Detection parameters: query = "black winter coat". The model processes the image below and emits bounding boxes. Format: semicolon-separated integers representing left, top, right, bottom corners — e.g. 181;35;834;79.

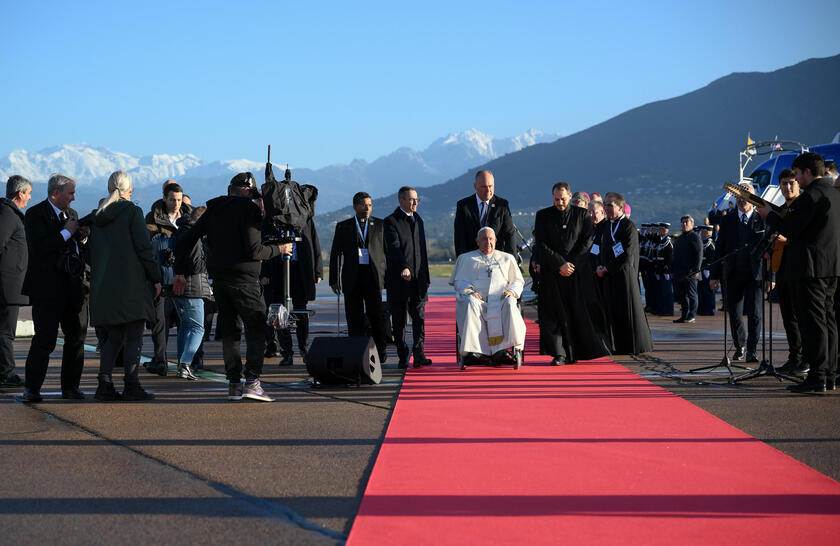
0;199;28;305
384;208;430;302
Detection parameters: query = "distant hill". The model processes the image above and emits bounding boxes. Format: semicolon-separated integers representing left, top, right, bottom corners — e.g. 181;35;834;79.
317;53;840;259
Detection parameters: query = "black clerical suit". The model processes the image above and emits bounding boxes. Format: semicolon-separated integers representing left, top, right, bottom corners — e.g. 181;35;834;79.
534;204;610;362
384;207;431;365
22;199;89;395
595;216;653;355
765;177;840;387
672;230;702;321
711;209;766;358
0;198;28;383
329;215;387;360
453;194;517;257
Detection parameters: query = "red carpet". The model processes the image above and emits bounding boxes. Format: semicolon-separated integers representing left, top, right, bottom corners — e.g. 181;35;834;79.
347;296;840;545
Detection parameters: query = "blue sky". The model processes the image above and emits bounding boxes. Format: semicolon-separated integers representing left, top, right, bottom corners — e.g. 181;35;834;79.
2;0;839;168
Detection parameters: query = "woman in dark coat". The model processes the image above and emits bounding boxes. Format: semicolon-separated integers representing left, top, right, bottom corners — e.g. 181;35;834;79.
595;192;654;355
89;171;161;401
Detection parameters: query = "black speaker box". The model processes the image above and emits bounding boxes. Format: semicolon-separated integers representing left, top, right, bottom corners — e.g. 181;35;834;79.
306;336;382;385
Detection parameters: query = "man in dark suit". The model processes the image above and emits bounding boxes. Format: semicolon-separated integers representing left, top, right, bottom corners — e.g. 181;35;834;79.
329;192;388;362
19;175;89;401
385;186;431;369
710;182;766;363
453;170;517;258
759;152;840;393
672;215;703;323
0;176;33;387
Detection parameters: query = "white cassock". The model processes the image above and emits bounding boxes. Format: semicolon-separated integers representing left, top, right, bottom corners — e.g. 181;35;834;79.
450;249;526;355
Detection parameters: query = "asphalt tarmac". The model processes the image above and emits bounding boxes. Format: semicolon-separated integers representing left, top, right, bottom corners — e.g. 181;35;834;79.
1;277;838;544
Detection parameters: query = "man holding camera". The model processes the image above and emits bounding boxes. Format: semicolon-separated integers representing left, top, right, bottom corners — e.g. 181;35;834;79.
175;173;291;401
19;175;89;402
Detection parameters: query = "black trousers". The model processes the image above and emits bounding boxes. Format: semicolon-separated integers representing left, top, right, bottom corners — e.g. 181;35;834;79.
0;305;20;379
345;265;386;358
675;278;699;320
777;280;803;366
25;291;88;393
214;281;266;382
724;277;761;354
150;292;177;363
697;275;716;315
390;290;426;359
794;277;837;382
99;320;144;384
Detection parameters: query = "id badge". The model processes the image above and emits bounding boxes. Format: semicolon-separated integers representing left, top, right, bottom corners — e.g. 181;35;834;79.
359;248;370;265
590;243;600;256
612;242;624;257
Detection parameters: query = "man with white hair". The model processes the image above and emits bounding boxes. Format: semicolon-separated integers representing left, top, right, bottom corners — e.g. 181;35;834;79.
450;226;526;366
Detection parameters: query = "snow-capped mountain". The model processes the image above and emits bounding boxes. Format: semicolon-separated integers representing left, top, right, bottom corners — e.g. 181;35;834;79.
0;129;559;213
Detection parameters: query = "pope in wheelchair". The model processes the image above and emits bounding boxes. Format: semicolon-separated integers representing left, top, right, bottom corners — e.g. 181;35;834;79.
450;226;526;369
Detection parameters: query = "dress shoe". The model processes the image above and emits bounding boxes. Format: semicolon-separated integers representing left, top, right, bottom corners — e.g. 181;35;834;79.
0;374;23;387
61;388;85;400
464;352;491;365
279;354;293;366
122;382;155;401
791;362;810;376
745;353;759;363
177;363;197;380
673;317;686;323
787;379;827;394
550;356;565;366
777;360;799;374
94;378;122;402
144;360;168;377
18;389;42;402
492;350;516;365
732;347;746;361
412;353;432;368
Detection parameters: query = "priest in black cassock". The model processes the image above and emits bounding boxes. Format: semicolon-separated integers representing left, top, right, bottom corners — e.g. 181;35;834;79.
595;192;654;355
534;182;611;365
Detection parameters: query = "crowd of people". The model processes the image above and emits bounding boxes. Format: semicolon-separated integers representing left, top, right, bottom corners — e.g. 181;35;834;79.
0;153;837;401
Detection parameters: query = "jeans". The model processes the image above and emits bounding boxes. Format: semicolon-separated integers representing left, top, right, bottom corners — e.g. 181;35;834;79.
172;297;205;365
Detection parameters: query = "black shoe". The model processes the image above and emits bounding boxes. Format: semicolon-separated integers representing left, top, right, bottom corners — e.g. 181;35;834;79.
264;349;278;358
827;377;836;391
550;356;565;366
122;382;155;401
492;350;516;365
412;353;432;368
791;362;810;376
673;317;686;323
144;360;168;376
745;353;759;363
0;374;23;387
61;388;85;400
94;378;122;402
732;347;746;361
464;352;491;365
18;389;42;402
777;360;800;374
397;354;409;369
177;363;197;380
787;379;826;394
279;354;293;366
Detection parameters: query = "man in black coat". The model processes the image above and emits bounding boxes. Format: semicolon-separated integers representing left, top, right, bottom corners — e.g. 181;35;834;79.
0;176;33;387
385;186;431;368
710;183;766;363
19;175;89;402
175;173;291;402
329;192;387;362
672;215;703;323
759;152;840;393
534;182;610;365
453;170;517;258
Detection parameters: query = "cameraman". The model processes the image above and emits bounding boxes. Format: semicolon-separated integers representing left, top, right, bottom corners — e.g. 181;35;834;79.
175;173;291;402
145;181;191;375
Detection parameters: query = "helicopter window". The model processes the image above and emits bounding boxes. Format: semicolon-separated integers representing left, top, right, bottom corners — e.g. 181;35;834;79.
750;169;771;189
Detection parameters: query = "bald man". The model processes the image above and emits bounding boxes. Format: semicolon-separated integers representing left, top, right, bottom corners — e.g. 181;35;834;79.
453;170;517;258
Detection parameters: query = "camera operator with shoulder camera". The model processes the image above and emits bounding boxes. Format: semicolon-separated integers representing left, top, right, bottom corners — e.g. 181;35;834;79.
19;175;90;402
175;172;291;402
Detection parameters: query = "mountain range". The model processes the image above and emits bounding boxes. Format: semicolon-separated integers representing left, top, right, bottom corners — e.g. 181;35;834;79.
0;128;559;214
318;53;840;259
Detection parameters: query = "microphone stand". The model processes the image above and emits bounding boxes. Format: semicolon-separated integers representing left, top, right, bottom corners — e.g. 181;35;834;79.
689;243;756;378
730;234;798;384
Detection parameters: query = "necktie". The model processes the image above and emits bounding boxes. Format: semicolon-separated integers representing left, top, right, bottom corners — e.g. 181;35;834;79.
480;202;488;225
59;211;68;223
741;213;748;225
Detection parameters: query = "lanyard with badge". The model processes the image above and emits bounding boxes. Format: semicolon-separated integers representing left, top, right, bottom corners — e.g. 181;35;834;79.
355;216;370;265
610;218;624;258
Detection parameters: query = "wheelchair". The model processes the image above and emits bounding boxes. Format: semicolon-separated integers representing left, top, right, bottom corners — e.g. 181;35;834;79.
454;299;525;371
